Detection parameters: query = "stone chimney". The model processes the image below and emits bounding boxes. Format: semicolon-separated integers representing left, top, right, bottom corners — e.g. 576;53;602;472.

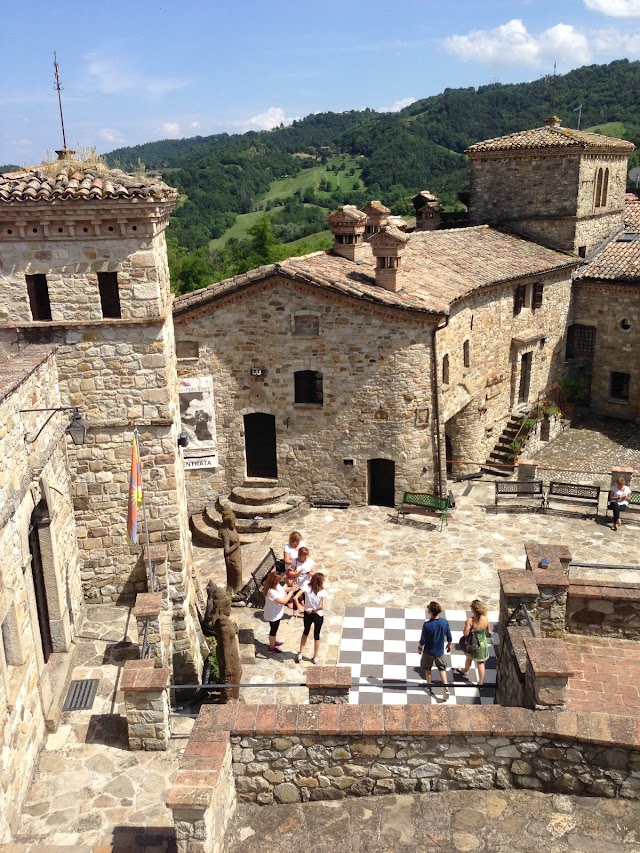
361;200;390;238
542;115;562;128
368;225;409;292
411;190;441;232
55;148;77;161
326;205;368;261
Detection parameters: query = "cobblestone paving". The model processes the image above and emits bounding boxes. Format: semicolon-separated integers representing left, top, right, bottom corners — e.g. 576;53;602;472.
224;790;640;852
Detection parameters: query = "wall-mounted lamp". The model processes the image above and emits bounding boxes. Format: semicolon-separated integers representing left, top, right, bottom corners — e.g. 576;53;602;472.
20;406;90;446
177;430;190;448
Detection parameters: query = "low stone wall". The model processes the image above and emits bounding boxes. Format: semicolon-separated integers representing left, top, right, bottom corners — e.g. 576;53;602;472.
192;704;640;807
567;579;640;640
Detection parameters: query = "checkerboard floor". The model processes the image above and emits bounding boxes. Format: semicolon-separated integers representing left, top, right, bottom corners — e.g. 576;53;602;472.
338;607;499;705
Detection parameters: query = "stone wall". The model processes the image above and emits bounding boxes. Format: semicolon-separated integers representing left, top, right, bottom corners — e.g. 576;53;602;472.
566;579;640;640
438;272;573;474
0;348;83;842
174;276;440;510
572;280;640;421
469;150;627;255
187;704;640;807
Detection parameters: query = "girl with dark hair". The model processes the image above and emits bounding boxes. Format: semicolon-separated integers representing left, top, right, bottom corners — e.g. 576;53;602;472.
262;569;298;654
295;572;326;664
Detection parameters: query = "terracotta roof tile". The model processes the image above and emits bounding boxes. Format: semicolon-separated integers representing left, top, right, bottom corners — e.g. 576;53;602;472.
174;226;576;317
467;125;634;155
575;195;640;282
0;162;178;203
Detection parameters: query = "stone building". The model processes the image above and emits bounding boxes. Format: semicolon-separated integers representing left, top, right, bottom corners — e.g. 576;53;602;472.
0;347;83;840
0;152;202;683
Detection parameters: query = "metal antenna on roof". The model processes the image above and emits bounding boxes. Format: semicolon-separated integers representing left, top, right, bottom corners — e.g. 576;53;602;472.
550;62;557;114
573;104;583;130
53;52;68;150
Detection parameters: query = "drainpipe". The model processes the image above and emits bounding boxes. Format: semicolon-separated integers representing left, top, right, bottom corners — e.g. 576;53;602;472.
431;315;448;499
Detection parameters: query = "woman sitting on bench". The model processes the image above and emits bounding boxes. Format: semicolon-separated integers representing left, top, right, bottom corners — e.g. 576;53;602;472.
609;476;631;531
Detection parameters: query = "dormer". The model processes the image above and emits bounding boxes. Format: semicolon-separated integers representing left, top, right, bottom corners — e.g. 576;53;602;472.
326;205;368;261
412;190;441;232
362;200;390;238
368;225;409;292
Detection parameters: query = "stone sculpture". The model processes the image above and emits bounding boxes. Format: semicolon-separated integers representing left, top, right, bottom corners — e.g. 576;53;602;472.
219;503;243;593
202;582;242;702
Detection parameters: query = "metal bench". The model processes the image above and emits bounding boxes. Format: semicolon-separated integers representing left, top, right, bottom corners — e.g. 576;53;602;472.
396;492;449;531
495;480;545;512
545;481;601;519
605;490;640;523
236;548;280;608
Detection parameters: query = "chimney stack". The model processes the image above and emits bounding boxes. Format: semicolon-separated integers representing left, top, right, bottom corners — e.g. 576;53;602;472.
369;225;409;292
326;205;368;261
543;115;562;127
362;200;390;238
411;190;441;232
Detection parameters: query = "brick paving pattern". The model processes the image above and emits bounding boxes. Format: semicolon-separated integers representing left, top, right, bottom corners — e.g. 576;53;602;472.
564;634;640;717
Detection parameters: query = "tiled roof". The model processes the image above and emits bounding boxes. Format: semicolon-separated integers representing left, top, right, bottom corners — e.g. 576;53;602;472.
0;162;178;203
0;345;56;404
362;200;390;216
575;194;640;282
174;226;576;318
467;125;634;155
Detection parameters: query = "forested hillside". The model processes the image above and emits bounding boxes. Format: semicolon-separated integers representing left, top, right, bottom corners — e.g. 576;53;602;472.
104;59;640;294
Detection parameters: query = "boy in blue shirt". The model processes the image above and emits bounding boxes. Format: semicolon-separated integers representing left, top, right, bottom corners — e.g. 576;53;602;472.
417;601;452;701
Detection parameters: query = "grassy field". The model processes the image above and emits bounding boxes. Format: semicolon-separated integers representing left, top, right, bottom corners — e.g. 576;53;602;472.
584;121;628;137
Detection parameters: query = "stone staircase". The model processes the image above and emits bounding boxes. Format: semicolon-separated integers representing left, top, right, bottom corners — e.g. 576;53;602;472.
189;479;305;547
481;415;521;477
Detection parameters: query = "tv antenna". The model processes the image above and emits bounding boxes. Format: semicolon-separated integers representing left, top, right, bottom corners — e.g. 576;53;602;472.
573;104;583;130
53;52;68;149
544;62;557;114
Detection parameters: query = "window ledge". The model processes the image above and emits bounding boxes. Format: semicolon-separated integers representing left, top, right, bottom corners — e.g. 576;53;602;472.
176;356;199;362
607;398;630;405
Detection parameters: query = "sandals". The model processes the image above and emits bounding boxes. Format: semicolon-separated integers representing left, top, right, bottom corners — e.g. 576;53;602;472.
454;667;468;677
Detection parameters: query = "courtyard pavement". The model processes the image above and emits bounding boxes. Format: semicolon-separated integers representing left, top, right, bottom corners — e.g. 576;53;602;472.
7;417;640;850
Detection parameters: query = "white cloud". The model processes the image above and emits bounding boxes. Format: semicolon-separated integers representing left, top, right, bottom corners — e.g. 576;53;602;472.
444;18;590;66
98;128;125;144
159;122;181;138
378;96;417;113
190;121;201;129
85;53;189;97
590;26;640;55
231;107;298;132
584;0;640;16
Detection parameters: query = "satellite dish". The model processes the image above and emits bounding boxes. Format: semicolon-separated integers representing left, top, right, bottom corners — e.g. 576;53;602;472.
629;167;640;187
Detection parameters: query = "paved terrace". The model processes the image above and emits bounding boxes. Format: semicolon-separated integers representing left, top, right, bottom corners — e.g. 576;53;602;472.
6;417;640;851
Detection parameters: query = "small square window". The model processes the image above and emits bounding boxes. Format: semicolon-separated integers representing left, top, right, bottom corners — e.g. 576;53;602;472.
176;340;199;359
294;370;323;405
97;272;121;318
293;315;320;337
610;372;630;401
26;274;52;321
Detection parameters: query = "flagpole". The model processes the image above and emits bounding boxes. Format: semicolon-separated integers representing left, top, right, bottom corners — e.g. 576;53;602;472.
135;428;156;593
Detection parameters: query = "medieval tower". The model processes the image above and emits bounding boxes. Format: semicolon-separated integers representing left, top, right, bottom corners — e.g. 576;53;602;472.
0;150;202;681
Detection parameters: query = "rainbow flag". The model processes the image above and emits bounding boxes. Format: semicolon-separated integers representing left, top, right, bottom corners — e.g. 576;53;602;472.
127;430;144;545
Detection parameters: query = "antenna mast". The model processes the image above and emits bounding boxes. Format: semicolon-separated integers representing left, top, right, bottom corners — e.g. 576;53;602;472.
551;61;557;114
573;104;583;130
53;52;68;149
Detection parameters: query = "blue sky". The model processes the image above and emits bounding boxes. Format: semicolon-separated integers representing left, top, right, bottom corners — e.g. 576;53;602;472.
2;0;640;164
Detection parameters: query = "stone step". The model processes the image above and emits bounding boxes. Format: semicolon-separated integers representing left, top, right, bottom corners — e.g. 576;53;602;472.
190;513;221;547
242;478;279;489
204;505;272;534
224;496;306;519
489;450;514;462
231;485;290;505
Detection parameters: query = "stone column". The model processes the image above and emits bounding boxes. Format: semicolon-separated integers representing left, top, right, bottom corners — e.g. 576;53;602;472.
146;543;168;593
120;658;170;750
307;666;352;704
517;458;539;482
498;569;540;639
523;636;573;709
133;592;163;663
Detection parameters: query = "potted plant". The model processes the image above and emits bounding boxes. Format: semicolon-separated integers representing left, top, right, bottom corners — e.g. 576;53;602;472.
558;378;588;420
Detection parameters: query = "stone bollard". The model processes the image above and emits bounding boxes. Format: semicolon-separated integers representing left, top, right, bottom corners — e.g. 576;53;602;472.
307;666;352;704
120;658;170;750
523;636;573;709
517;458;539;482
133;592;163;663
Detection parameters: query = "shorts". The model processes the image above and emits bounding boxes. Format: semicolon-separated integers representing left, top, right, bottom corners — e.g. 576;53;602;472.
420;652;446;672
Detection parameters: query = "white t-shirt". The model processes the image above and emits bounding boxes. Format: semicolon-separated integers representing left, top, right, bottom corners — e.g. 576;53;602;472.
612;485;631;506
264;584;285;622
304;588;326;616
284;540;305;564
293;556;315;591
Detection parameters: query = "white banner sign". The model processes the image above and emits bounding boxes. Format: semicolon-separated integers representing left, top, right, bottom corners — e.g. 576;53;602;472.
179;376;218;469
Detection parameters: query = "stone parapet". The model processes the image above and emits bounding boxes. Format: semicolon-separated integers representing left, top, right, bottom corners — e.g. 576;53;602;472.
183;704;640;806
566;579;640;640
306;665;351;704
523;636;574;708
120;658;170;750
517;459;539;482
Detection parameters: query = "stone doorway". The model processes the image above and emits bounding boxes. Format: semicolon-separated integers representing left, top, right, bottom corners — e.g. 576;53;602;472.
244;413;277;479
518;351;533;404
368;458;395;507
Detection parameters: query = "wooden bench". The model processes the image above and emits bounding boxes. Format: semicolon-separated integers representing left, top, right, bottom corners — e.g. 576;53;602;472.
545;481;600;519
495;480;545;512
605;490;640;523
396;492;449;531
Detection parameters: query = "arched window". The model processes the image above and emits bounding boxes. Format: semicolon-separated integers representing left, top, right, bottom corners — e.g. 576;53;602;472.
294;370;323;405
442;354;449;385
463;340;470;369
601;168;609;207
594;168;603;208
